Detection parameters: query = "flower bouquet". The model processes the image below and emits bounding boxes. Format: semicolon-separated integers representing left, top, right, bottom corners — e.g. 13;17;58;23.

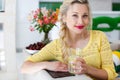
28;7;59;44
26;7;59;54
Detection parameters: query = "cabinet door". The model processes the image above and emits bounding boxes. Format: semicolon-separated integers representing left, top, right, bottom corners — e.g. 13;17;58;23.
0;0;17;80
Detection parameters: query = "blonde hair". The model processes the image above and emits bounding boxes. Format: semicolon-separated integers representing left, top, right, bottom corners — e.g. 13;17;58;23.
58;0;92;63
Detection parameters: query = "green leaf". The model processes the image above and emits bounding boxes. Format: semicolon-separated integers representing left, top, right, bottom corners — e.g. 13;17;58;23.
38;12;43;19
34;24;38;27
35;26;38;31
32;19;36;24
39;28;43;33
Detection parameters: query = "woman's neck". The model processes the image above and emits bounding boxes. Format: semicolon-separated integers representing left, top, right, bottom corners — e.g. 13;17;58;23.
67;30;90;48
68;30;89;42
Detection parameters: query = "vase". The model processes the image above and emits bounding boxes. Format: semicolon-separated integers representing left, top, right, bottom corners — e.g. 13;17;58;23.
42;32;50;45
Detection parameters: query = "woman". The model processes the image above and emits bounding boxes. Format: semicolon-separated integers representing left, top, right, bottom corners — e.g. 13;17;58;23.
21;0;118;80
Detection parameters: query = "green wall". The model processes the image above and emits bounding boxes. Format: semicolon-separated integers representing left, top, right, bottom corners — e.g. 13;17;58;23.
39;2;62;11
112;3;120;11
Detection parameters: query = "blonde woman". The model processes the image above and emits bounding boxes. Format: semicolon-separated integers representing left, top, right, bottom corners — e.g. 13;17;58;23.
21;0;118;80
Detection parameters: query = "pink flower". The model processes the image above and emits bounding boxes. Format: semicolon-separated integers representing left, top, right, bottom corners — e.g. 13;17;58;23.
41;7;48;17
29;26;35;31
34;14;38;19
36;9;40;14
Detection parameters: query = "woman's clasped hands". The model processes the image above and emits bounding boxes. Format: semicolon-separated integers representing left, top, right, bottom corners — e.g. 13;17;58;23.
68;57;89;75
45;58;88;75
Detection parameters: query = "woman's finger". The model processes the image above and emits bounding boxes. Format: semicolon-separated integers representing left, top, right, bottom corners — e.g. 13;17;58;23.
76;57;86;64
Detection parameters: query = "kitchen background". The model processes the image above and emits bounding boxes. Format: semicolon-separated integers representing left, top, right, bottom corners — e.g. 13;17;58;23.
0;0;120;80
16;0;120;51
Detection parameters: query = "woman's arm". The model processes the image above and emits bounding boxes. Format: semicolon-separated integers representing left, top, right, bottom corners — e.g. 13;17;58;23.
74;58;108;80
21;61;48;74
86;65;108;80
21;61;68;74
21;40;65;74
74;31;117;80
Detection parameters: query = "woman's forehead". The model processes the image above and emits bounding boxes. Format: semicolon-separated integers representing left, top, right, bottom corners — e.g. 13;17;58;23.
68;4;89;14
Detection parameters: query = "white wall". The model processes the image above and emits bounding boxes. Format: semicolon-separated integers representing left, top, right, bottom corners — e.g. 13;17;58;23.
16;0;44;49
89;0;112;11
113;0;120;3
0;0;17;79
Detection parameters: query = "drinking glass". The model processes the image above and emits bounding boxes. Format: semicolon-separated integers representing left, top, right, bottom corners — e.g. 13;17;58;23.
68;48;82;74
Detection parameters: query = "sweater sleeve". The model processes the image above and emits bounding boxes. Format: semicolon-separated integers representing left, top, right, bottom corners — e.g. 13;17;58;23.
26;40;58;62
100;32;118;80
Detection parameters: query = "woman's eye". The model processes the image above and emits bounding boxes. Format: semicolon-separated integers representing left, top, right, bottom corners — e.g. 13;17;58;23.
83;15;88;18
72;14;78;18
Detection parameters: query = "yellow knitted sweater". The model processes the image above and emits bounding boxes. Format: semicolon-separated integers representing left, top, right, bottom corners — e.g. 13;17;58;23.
26;30;118;80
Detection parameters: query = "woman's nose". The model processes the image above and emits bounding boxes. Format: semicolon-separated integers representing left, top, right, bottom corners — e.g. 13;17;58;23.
78;17;83;25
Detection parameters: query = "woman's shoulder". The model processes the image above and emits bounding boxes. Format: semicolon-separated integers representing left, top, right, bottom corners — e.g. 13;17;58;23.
91;30;104;33
90;30;108;40
42;39;61;50
48;38;61;46
47;39;61;49
50;38;60;43
91;30;105;36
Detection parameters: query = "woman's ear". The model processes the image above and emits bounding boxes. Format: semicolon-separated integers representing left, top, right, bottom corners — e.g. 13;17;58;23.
63;15;66;23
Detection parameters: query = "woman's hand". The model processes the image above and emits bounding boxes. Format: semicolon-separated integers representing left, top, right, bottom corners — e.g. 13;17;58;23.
45;61;68;72
72;57;88;75
70;57;108;80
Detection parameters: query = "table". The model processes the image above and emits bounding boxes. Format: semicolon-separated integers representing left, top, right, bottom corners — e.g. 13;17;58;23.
24;70;92;80
17;52;120;80
17;52;92;80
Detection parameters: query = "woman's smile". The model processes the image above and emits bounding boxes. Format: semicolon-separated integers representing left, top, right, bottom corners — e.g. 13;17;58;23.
75;25;85;29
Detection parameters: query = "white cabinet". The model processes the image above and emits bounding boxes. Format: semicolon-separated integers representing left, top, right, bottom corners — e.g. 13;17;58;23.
0;0;17;80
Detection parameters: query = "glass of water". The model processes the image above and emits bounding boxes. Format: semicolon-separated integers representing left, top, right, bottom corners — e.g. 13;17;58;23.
68;48;82;74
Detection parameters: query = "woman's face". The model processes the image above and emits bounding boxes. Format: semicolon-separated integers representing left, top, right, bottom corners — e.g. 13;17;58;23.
64;3;90;34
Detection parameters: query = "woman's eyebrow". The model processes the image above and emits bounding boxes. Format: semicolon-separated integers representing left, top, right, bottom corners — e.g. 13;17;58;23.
83;13;88;15
72;12;78;14
72;12;85;14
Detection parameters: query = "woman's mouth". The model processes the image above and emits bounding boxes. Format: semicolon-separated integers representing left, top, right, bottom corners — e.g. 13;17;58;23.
75;25;84;29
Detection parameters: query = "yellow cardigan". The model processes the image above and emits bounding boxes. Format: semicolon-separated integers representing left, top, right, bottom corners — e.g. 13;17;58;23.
26;30;118;80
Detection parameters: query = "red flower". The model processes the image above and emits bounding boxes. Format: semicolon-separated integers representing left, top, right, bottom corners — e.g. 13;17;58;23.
37;19;43;26
43;16;50;24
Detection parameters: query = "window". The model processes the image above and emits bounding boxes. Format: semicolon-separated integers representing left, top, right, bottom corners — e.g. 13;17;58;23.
0;0;5;12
